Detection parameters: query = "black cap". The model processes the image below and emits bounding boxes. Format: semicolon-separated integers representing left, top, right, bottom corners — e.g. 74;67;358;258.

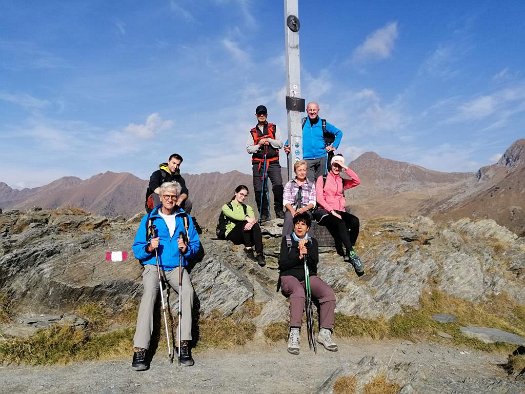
255;105;267;115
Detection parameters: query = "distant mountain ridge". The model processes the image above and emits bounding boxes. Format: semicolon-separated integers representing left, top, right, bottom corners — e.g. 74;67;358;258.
1;140;523;236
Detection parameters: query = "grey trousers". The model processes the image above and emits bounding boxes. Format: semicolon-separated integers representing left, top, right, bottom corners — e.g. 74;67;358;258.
133;264;194;350
306;156;328;182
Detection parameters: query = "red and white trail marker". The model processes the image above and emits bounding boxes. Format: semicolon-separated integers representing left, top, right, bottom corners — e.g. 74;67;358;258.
105;251;129;262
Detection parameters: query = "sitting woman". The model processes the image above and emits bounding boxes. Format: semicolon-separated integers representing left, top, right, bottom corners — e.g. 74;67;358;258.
315;154;364;276
282;160;316;236
278;212;338;355
222;185;265;267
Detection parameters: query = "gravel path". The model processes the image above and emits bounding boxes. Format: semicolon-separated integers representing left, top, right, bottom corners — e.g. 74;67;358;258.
1;339;523;394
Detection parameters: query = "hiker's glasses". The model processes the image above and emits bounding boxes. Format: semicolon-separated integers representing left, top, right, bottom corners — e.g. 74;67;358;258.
163;194;177;200
238;192;248;197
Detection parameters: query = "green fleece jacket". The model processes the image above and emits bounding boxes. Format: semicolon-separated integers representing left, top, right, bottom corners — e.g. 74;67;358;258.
222;200;256;237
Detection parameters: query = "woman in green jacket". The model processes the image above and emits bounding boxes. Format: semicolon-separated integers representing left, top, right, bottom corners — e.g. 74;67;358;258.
223;185;265;266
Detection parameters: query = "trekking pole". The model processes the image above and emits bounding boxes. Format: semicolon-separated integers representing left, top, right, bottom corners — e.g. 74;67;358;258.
304;255;317;353
149;224;172;361
177;232;184;366
258;153;268;224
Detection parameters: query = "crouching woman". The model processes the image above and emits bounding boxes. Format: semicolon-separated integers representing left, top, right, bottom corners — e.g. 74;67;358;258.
278;212;338;355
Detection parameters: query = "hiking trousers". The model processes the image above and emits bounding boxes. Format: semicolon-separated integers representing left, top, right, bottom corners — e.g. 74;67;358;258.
280;275;336;329
252;161;283;218
226;221;264;255
318;211;360;253
134;265;194;350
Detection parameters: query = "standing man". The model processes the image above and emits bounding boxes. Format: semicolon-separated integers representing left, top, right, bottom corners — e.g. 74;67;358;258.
132;181;201;370
145;153;192;214
285;102;343;182
246;105;285;221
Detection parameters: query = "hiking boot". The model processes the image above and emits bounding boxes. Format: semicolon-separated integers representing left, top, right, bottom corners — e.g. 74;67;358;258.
132;348;149;371
178;340;194;366
259;214;270;223
275;210;285;219
335;242;345;257
287;327;300;355
256;253;266;267
317;328;338;352
244;247;255;261
348;250;365;277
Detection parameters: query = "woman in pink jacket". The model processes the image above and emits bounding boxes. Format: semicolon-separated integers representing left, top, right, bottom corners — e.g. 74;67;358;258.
315;154;364;276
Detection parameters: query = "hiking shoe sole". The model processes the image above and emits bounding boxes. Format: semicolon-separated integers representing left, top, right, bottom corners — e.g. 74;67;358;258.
317;340;338;352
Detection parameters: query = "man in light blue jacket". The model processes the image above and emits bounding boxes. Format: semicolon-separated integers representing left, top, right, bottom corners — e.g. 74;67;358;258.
302;102;343;181
131;181;201;370
285;102;343;182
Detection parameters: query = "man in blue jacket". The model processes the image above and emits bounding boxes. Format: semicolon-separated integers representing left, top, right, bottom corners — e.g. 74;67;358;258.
302;102;343;181
131;181;201;370
285;102;343;181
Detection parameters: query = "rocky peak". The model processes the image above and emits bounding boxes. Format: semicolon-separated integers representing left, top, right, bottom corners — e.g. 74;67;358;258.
497;138;525;168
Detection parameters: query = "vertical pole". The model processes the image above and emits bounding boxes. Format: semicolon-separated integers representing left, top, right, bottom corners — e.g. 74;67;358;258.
284;0;305;181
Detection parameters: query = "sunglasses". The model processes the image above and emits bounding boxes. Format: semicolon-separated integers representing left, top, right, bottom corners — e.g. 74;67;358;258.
256;113;267;116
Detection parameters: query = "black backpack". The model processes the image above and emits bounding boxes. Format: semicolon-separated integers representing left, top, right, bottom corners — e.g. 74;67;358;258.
145;171;169;213
302;117;334;146
216;202;247;239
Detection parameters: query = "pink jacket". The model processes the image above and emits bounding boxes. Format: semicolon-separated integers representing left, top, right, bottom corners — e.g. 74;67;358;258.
315;168;360;212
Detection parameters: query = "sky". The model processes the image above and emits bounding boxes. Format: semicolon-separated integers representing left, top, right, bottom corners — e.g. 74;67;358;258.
1;0;524;189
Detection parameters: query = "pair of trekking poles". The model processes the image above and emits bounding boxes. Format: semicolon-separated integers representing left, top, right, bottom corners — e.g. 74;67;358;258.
148;224;185;364
304;255;317;353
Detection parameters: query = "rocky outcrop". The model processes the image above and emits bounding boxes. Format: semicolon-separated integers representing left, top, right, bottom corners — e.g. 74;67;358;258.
1;209;524;334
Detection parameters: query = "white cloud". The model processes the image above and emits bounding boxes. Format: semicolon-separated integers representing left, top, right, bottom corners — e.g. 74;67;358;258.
452;83;525;122
458;95;496;120
222;38;250;64
123;113;174;139
115;20;126;35
0;91;50;111
489;153;502;163
421;45;459;80
352;21;398;63
169;0;195;22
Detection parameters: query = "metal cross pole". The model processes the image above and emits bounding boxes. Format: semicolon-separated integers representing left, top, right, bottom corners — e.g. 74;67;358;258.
284;0;305;181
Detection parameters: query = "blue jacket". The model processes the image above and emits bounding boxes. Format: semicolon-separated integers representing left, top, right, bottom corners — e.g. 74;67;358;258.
302;118;342;160
132;206;200;271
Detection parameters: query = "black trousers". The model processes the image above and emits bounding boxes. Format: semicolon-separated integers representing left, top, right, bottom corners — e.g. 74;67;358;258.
226;221;264;255
252;161;283;218
318;210;359;253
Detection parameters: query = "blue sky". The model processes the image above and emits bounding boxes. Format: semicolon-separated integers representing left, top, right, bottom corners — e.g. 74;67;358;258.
1;0;524;189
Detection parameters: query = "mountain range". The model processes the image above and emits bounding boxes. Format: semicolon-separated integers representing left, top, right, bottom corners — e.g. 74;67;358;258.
1;139;523;236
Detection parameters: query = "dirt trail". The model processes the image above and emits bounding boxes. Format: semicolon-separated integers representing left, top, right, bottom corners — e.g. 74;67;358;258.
0;339;523;394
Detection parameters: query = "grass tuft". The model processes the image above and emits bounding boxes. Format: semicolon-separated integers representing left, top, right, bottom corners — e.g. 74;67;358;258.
336;314;389;339
363;374;401;394
0;324;134;365
333;375;357;394
0;293;12;323
196;311;255;349
263;322;289;342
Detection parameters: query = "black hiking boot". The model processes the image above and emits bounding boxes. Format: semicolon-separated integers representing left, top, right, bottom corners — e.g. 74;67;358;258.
275;210;285;219
259;214;270;223
132;348;149;371
348;250;365;277
178;340;194;366
256;253;266;267
244;247;256;261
